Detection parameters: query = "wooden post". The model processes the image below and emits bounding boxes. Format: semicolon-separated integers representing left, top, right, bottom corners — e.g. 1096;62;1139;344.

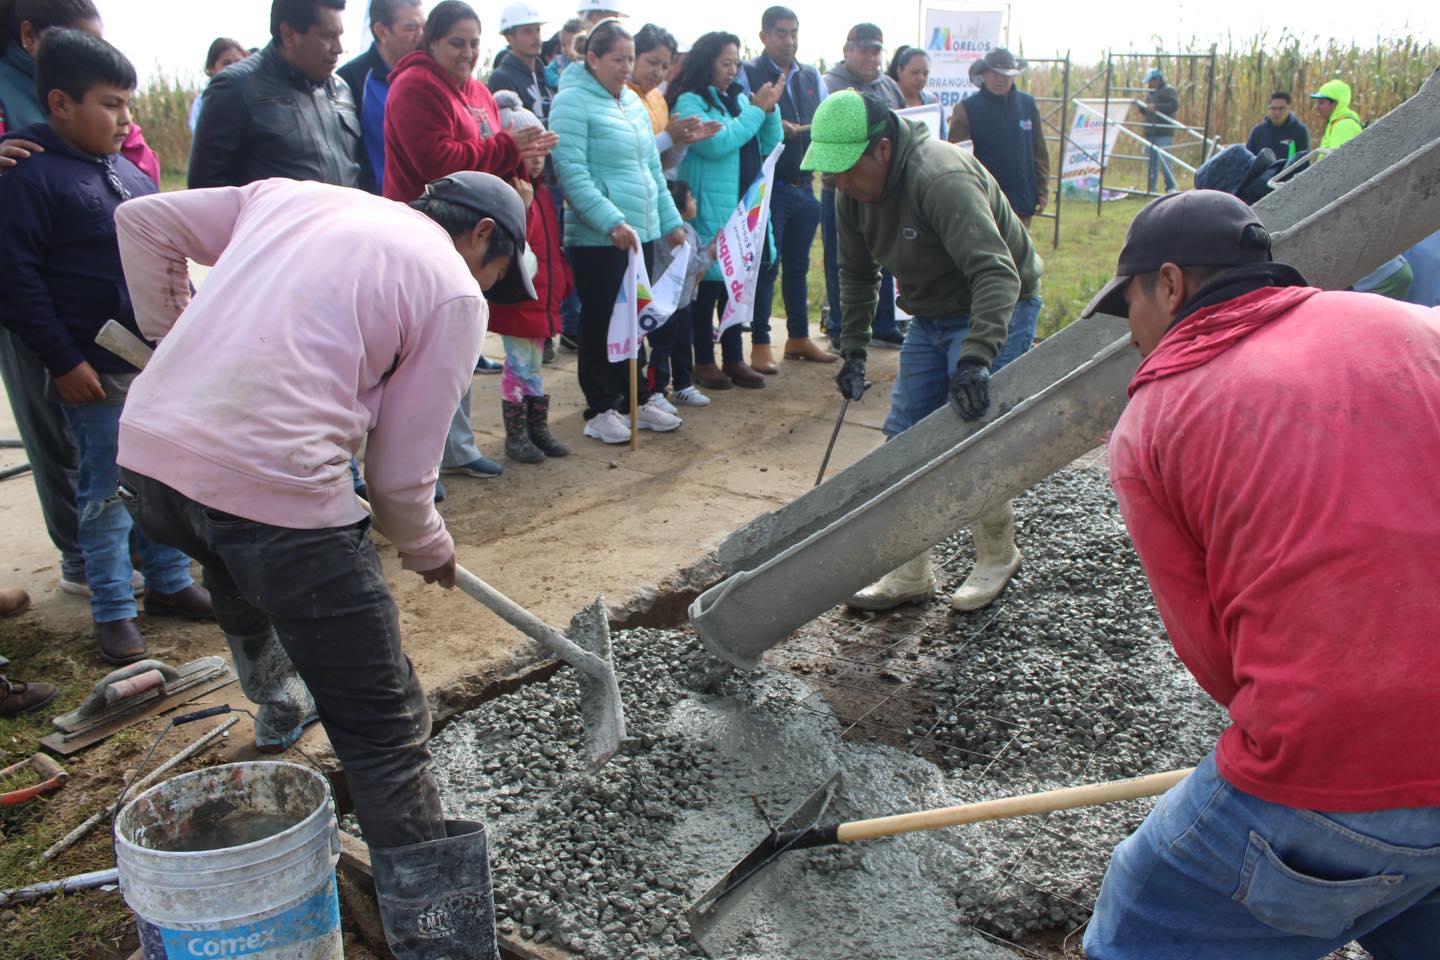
628;355;639;450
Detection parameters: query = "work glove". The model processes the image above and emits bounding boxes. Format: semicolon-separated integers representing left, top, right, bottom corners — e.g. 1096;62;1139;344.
948;357;991;421
835;351;870;401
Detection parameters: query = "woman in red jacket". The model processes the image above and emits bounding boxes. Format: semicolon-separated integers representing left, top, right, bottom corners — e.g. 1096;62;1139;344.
382;0;558;481
382;0;555;202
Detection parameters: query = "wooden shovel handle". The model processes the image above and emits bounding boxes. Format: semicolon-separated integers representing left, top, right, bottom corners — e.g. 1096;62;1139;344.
834;767;1193;844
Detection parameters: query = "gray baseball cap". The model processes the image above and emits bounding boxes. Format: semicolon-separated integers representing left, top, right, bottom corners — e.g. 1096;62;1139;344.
421;171;536;304
1081;190;1272;318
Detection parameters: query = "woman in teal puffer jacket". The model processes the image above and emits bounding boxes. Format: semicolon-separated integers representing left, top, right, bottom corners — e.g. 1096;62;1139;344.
550;19;686;445
669;31;783;390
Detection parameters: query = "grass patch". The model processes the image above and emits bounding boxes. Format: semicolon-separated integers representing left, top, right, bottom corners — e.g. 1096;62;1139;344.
0;622;181;960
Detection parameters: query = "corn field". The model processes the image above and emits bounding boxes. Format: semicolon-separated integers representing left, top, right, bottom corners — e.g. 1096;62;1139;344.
130;73;195;177
1024;34;1439;149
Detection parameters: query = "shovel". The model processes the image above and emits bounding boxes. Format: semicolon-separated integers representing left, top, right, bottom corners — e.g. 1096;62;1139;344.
451;565;625;768
687;766;1192;943
96;322;626;767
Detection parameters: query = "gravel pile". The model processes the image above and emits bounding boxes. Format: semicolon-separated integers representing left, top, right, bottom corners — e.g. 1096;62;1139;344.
922;469;1227;940
426;468;1227;958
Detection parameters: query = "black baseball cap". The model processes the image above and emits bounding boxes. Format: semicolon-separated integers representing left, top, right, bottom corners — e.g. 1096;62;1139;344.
1081;190;1272;318
421;171;536;304
846;23;884;49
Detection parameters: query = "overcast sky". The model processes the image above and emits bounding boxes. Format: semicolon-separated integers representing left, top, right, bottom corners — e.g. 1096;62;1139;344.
100;0;1435;88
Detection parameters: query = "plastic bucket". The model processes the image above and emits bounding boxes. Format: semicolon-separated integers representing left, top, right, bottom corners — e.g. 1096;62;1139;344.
114;761;342;960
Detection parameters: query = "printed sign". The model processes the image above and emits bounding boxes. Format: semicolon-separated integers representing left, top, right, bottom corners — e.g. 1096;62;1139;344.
1061;99;1132;181
922;7;1004;112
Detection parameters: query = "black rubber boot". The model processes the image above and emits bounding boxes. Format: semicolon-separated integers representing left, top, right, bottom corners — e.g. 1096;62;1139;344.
370;819;499;960
525;395;570;458
502;400;545;463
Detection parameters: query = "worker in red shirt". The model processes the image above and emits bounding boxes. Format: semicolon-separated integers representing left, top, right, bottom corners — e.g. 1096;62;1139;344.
1081;190;1440;958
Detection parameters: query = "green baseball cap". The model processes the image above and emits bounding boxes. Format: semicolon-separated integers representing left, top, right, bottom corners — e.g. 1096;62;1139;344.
800;90;888;174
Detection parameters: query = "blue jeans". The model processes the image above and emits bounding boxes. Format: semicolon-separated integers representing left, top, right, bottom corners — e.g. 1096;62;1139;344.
1086;752;1440;959
1148;130;1177;192
881;296;1041;439
61;401;191;622
820;188;900;341
753;180;822;344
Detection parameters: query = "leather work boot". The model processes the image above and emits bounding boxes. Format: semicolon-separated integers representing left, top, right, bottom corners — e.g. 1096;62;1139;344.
1;674;58;717
96;619;147;664
692;363;733;390
144;584;216;620
847;553;936;611
524;395;569;457
950;500;1023;611
749;343;779;374
501;400;545;464
722;361;767;389
371;819;500;960
783;337;838;363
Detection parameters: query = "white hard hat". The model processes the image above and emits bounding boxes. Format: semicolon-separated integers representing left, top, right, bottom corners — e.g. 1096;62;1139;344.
499;1;546;32
577;0;627;14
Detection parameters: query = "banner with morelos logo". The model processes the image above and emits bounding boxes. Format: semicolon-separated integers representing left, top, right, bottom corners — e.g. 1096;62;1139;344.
1062;99;1133;181
922;6;1004;113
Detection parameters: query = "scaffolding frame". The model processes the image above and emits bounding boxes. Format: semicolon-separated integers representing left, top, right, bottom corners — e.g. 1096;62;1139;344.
1097;47;1218;212
1017;55;1070;249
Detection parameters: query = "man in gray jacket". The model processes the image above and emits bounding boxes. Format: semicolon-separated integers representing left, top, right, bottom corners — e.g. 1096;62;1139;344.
189;0;363;189
819;23;906;350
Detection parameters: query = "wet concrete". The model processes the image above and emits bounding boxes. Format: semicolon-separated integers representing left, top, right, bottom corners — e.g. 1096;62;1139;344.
428;469;1228;958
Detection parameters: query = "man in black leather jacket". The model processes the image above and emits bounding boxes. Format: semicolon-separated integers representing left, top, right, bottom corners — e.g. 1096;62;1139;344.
189;0;363;189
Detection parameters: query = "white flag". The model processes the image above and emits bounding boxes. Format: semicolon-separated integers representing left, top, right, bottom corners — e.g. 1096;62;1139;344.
714;143;785;338
639;242;692;337
608;243;694;361
606;246;646;362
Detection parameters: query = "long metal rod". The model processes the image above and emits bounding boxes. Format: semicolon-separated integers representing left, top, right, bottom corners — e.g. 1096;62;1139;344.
1053;54;1069;250
37;716;239;863
814;399;850;488
1097;52;1112;215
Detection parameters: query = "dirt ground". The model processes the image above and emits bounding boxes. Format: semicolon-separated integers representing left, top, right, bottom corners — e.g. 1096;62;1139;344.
0;328;900;762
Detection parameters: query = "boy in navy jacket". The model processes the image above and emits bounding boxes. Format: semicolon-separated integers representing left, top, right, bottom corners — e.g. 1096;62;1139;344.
0;29;212;663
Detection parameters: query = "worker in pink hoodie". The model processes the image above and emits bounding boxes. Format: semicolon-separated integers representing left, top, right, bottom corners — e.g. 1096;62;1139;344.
1080;191;1440;958
113;172;534;960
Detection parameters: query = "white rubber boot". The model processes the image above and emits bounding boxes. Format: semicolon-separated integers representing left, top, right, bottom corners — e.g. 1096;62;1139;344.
847;553;936;611
950;500;1023;611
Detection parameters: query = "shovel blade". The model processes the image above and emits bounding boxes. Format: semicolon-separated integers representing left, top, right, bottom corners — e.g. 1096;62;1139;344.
686;773;844;954
567;597;625;769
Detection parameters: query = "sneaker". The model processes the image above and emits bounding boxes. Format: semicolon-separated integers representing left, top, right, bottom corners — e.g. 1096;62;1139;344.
474;356;503;374
558;333;579;352
637;397;681;432
649;394;679;416
584;409;631;444
60;570;144;599
441;455;503;478
674;386;711;407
